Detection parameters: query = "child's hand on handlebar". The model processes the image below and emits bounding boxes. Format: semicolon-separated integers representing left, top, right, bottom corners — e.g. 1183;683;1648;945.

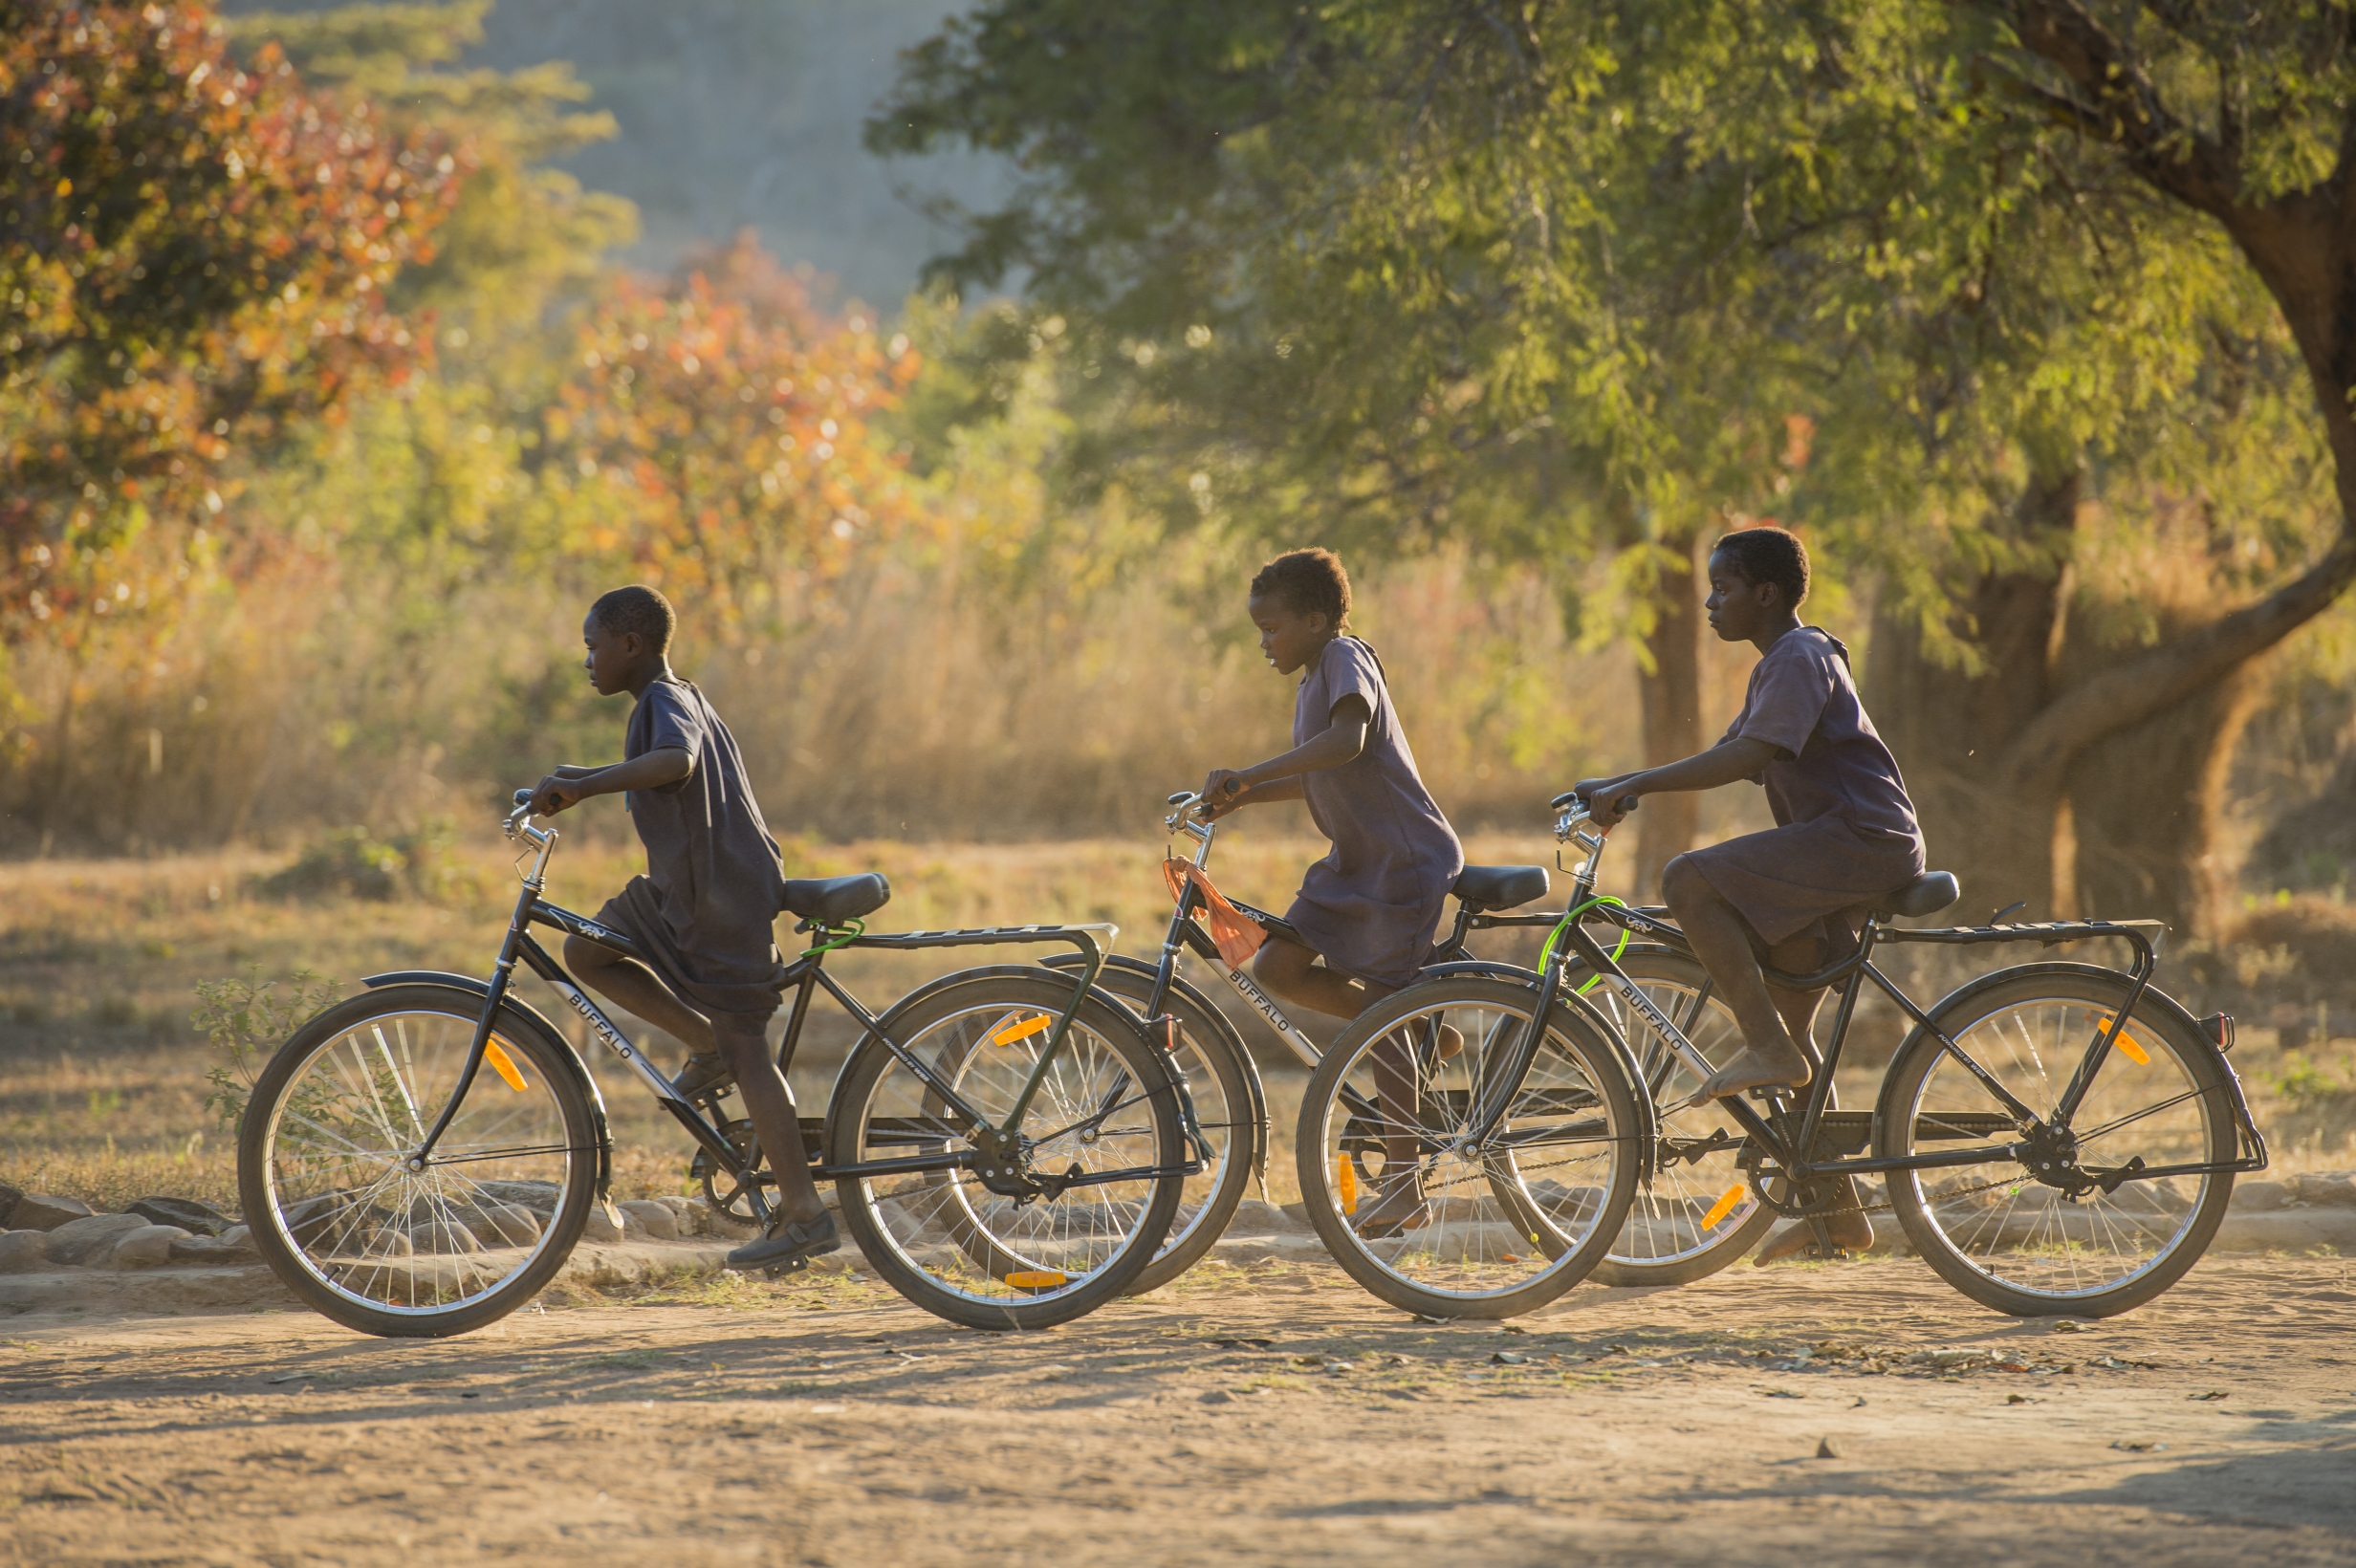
529;773;587;817
1570;776;1640;827
1196;769;1249;819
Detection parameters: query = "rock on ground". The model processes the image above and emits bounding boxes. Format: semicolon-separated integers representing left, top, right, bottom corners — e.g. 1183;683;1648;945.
168;1233;251;1264
109;1225;191;1269
127;1197;232;1235
44;1213;146;1265
0;1182;20;1226
579;1206;622;1245
618;1200;679;1241
0;1230;48;1272
10;1195;94;1232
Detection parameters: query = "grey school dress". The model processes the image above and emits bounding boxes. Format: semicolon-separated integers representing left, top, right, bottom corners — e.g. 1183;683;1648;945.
1284;637;1465;990
1684;626;1926;960
595;675;791;1026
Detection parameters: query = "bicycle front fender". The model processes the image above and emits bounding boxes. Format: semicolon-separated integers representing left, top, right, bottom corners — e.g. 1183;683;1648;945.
360;970;616;1198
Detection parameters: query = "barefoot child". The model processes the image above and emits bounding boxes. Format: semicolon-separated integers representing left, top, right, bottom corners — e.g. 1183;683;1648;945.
1197;549;1464;1232
528;585;839;1273
1572;526;1924;1260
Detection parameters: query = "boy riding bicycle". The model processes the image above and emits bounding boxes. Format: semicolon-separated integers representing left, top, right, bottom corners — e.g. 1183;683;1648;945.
527;585;838;1274
1573;526;1926;1262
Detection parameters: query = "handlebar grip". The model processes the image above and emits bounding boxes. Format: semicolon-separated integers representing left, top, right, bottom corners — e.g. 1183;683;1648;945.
1615;794;1640;815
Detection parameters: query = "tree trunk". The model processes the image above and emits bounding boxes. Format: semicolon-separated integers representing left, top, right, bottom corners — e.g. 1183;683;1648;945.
1633;534;1702;900
1865;472;2080;921
2062;626;2264;942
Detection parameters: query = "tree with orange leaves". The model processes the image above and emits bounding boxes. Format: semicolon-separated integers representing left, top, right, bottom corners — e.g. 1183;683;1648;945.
540;235;927;637
0;0;461;639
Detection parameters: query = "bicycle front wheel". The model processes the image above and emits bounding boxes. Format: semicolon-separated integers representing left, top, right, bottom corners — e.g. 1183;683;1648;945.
1044;953;1262;1294
1298;977;1641;1318
236;986;600;1338
1569;948;1778;1286
827;970;1185;1330
1879;965;2239;1318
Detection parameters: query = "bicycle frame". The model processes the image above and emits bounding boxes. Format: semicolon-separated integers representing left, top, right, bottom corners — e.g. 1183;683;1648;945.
1535;801;2267;1194
1139;799;1504;1068
382;802;1189;1210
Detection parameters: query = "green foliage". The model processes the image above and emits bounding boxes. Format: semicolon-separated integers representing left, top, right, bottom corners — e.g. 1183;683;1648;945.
193;967;338;1131
2266;1051;2353;1112
258;817;474;903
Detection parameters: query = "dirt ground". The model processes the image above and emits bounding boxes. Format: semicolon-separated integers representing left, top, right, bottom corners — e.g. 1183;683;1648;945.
3;1253;2353;1567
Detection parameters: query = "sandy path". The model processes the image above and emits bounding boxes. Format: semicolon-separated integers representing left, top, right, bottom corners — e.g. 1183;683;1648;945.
3;1254;2353;1566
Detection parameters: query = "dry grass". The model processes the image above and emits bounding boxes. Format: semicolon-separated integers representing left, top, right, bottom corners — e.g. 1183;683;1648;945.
5;836;2349;1221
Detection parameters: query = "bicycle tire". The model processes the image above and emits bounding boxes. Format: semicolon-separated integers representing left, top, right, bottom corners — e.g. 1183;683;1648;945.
1560;947;1779;1286
237;984;600;1339
1044;953;1263;1294
825;970;1185;1330
1297;976;1641;1318
1878;964;2238;1318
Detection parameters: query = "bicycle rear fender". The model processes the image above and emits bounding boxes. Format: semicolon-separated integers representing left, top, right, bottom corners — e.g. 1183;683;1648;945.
1870;959;2266;1170
1040;949;1271;1180
361;970;617;1198
1416;959;1664;1185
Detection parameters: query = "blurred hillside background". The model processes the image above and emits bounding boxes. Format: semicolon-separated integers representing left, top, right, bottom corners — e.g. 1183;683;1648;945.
2;0;2352;950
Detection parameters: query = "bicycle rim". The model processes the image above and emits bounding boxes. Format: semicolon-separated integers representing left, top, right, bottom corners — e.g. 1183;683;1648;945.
1889;972;2230;1308
249;999;588;1325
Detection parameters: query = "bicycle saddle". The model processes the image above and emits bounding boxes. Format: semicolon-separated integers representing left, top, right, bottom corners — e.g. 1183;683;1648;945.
782;873;892;924
1451;863;1550;912
1874;870;1959;919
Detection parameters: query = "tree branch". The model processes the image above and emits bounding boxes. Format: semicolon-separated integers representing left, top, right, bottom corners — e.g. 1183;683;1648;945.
1995;532;2356;795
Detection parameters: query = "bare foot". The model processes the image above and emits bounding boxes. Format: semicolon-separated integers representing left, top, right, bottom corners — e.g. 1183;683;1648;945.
1752;1209;1873;1266
1696;1046;1811;1102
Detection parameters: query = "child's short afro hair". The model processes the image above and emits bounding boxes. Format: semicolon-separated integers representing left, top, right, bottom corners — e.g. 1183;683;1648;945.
1711;526;1809;610
1250;547;1352;627
590;584;677;652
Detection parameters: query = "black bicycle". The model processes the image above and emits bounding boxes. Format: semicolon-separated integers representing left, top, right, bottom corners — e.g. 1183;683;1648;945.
237;792;1189;1337
1299;790;2268;1318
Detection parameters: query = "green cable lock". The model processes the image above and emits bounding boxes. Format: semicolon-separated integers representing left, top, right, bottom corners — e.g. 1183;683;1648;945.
1541;896;1631;994
801;918;865;958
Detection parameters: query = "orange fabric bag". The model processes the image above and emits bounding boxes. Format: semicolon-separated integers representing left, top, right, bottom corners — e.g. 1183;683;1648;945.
1161;857;1269;969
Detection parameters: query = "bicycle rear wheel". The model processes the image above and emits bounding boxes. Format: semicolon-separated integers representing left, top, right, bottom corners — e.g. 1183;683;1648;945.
826;970;1185;1330
1298;977;1640;1318
236;985;600;1338
1569;949;1778;1286
1879;965;2239;1318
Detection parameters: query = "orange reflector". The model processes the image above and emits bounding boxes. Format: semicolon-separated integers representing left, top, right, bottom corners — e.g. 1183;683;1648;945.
1700;1183;1747;1230
483;1039;528;1093
1502;1253;1522;1263
992;1014;1053;1047
1005;1270;1066;1292
2096;1014;2150;1066
1337;1154;1359;1215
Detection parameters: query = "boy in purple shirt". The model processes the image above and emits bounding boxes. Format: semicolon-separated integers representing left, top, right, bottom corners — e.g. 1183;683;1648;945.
1574;527;1925;1258
528;585;839;1274
1198;549;1465;1233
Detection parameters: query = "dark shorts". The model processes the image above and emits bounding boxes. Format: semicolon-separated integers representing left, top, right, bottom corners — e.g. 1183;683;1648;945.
1682;817;1925;962
596;875;785;1028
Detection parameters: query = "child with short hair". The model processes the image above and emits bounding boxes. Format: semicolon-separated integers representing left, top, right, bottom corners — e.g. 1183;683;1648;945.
1573;525;1926;1260
1198;548;1465;1232
528;585;837;1273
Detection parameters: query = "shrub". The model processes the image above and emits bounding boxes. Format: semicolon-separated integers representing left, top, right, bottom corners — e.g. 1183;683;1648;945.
258;817;475;904
194;969;341;1132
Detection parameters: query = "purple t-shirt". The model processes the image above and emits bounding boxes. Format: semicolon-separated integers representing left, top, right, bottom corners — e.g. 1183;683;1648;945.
1717;627;1921;846
625;677;789;969
1285;638;1464;988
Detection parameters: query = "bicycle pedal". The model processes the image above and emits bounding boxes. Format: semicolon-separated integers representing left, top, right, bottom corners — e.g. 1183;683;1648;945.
763;1254;813;1279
